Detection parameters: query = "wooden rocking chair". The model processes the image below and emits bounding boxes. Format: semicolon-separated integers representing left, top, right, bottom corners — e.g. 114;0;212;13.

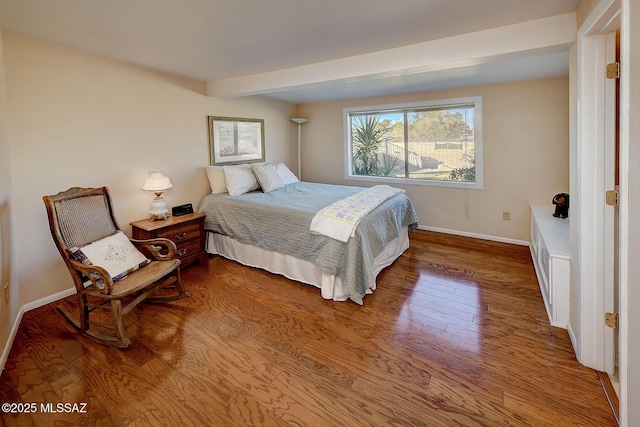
43;187;190;348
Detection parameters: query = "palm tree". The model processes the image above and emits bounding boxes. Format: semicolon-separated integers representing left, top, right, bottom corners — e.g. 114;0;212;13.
351;115;394;176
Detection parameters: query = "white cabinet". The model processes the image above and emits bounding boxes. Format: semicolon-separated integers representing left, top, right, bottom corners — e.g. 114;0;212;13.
530;204;570;328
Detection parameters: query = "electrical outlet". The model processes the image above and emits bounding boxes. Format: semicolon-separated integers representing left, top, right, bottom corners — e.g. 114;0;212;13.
502;211;511;221
3;282;8;304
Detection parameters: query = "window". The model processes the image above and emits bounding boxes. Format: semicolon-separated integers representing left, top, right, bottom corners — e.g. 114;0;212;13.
344;96;483;189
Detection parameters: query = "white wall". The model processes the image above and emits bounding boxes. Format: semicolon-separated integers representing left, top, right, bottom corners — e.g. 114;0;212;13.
2;32;296;307
0;28;21;370
298;78;570;242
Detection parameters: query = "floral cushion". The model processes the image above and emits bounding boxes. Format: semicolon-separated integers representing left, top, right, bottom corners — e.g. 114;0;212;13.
68;231;150;284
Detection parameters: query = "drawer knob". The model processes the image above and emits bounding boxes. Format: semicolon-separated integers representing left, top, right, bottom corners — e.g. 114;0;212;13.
178;248;187;256
175;232;187;240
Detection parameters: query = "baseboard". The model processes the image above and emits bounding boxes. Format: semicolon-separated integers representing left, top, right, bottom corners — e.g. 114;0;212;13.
0;306;25;374
417;225;530;247
22;287;75;312
567;321;580;361
1;286;75;373
597;370;620;426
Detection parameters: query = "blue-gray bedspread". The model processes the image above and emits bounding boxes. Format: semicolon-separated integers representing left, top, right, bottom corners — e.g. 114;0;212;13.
198;181;419;304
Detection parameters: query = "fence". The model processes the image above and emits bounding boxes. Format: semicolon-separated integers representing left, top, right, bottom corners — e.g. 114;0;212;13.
386;142;422;168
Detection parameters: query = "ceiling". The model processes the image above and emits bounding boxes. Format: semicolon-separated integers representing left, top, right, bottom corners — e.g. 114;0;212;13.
0;0;581;103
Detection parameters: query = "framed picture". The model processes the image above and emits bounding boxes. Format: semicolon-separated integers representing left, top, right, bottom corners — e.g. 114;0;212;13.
208;116;265;165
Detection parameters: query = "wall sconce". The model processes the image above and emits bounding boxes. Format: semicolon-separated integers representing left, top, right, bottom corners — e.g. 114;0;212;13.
142;169;172;220
291;117;309;179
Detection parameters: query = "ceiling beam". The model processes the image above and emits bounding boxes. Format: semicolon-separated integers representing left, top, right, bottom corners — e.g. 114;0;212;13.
207;13;576;99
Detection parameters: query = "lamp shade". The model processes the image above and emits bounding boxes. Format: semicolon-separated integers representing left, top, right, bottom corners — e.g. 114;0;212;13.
142;169;172;192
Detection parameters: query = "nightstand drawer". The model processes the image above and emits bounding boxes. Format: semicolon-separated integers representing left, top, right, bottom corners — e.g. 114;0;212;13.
157;222;200;242
176;240;202;260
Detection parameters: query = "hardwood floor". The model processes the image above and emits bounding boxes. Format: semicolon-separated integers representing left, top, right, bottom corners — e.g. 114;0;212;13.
0;230;616;426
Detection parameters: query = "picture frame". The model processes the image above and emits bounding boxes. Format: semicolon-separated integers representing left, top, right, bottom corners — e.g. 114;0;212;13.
208;116;265;165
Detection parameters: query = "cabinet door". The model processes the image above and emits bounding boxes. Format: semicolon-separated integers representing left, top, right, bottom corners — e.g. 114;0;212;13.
530;217;540;256
539;243;550;296
550;257;570;326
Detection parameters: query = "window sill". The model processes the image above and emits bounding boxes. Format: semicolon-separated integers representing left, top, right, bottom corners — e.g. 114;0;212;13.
345;174;484;190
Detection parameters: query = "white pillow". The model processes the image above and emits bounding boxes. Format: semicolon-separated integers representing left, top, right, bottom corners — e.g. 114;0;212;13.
68;231;150;282
275;163;299;185
205;166;228;194
252;163;284;193
223;164;260;196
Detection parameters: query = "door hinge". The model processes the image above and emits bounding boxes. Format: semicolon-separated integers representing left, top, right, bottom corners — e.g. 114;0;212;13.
605;312;619;329
606;61;620;79
605;189;619;207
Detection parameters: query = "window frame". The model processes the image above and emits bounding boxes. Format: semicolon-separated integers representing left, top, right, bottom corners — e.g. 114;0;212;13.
344;96;484;190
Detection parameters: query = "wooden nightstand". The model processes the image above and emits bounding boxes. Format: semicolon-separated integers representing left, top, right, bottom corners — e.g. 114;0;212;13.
130;212;207;269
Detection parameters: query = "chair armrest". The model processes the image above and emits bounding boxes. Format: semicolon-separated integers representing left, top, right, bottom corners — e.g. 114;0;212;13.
69;259;114;294
131;238;177;261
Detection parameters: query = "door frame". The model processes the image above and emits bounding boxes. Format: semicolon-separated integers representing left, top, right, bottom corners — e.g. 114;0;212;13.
571;0;620;372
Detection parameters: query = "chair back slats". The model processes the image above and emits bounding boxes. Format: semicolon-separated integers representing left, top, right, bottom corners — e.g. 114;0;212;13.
54;194;117;248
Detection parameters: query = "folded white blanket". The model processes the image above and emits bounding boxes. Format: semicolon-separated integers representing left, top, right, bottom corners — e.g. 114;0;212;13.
310;185;405;242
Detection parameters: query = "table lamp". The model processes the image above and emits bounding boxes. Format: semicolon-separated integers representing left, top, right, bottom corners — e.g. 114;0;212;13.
142;169;172;220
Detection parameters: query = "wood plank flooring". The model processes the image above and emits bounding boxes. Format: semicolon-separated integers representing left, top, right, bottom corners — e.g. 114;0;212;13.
0;230;616;426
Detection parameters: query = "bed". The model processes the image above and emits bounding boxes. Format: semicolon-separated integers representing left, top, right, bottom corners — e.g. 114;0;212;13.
198;163;419;304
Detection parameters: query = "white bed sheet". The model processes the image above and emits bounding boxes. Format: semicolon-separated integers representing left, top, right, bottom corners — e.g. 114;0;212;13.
205;226;409;301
